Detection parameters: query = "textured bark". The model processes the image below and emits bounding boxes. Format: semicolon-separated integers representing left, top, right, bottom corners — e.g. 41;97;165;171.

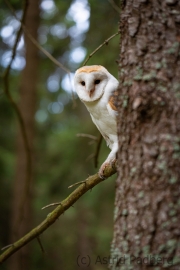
9;1;40;269
111;1;180;269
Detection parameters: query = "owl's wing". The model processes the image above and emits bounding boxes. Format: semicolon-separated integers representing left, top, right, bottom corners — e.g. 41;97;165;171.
107;90;118;119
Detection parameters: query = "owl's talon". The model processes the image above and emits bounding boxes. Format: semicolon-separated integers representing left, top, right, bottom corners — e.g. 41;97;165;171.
98;159;117;179
98;162;108;180
98;172;106;180
110;158;116;168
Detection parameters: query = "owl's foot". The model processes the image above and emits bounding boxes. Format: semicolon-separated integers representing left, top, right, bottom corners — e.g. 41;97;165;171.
98;162;108;179
98;159;116;180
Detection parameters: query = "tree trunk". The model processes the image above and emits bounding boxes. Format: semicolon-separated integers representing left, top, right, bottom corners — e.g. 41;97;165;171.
111;1;180;269
9;1;40;269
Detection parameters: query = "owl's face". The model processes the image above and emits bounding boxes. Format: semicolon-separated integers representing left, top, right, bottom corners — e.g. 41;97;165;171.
74;65;109;103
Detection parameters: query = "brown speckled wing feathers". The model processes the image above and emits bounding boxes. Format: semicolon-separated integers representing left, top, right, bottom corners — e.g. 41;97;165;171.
108;91;118;111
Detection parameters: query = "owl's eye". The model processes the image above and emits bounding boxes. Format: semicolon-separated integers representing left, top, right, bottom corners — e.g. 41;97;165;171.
81;81;85;86
95;80;101;85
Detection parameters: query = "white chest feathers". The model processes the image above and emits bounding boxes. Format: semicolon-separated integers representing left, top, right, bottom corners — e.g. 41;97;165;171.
85;99;117;149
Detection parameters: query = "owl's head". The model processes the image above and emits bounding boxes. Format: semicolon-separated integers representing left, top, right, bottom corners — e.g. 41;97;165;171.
74;65;111;103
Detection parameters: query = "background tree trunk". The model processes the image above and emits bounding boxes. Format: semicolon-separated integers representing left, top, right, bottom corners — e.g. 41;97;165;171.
9;1;40;269
111;1;180;269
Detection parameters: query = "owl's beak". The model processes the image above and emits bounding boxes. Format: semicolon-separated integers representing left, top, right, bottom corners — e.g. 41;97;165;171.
88;88;95;97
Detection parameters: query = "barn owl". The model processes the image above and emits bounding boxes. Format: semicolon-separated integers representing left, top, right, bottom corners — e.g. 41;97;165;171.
74;65;119;179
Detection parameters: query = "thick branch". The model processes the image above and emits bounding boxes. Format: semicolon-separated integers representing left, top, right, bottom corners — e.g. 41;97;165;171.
0;164;116;264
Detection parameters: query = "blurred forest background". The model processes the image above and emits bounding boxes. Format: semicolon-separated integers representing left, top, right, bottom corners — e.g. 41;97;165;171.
0;0;120;269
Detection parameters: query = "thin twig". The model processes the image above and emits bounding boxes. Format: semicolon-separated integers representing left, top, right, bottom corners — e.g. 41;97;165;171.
68;180;87;189
77;133;103;166
108;0;121;14
0;164;117;263
76;133;98;141
94;134;103;168
4;0;76;106
83;31;120;66
3;0;32;227
42;202;63;210
1;244;13;251
37;237;45;254
4;0;71;74
88;140;96;145
86;153;95;162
